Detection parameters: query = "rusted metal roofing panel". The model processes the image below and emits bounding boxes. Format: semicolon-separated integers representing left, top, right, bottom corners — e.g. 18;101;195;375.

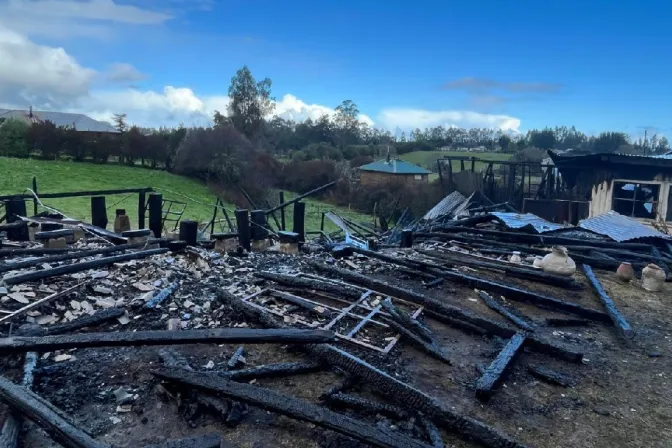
578;211;670;242
490;212;565;233
422;191;466;221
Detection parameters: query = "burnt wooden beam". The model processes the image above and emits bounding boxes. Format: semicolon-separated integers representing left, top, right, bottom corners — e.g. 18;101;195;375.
143;434;228;448
419;417;446;448
306;261;584;363
382;311;452;365
254;271;362;300
381;298;434;342
323;393;409;419
545;317;591;327
2;248;169;285
475;332;527;400
526;364;576;388
216;290;529;448
0;375;109;448
13;308;125;337
0;247;78;258
345;248;611;324
220;361;323;381
269;289;336;318
582;265;634;339
0;328;335;354
227;346;246;370
477;291;535;332
153;369;433;448
0;352;38;448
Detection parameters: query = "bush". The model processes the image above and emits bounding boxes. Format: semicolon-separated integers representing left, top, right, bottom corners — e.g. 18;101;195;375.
0;118;30;158
278;160;337;192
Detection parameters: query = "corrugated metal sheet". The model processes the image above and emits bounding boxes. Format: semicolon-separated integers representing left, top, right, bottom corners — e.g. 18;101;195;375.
490;212;566;233
578;211;670;242
359;159;432;174
422;191;466;221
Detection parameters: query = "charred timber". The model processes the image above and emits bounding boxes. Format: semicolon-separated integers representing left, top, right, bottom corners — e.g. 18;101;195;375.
323;393;409;420
0;242;153;274
216;289;529;448
220;361;323;381
420;417;446;448
382;312;452;365
477;291;535;332
153;369;434;448
582;265;634;339
227;346;246;370
2;248;169;285
0;247;77;257
0;375;109;448
254;271;362;300
307;260;584;363
0;328;335;354
142;434;229;448
269;290;336;318
344;248;611;324
475;332;527;400
0;352;38;448
545;318;591;327
14;308;125;337
381;298;434;342
526;364;576;388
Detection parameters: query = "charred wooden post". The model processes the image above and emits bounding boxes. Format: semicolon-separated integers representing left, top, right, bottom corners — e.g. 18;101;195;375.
526;364;576;388
153;369;433;448
307;261;584;363
400;230;413;248
32;177;38;215
0;375;109;448
0;328;335;355
91;196;108;230
346;248;610;323
582;264;634;339
475;332;527;400
323;393;409;419
220;361;323;381
234;209;251;251
148;193;163;238
138;191;147;229
545;317;591;327
216;290;529;448
477;291;535;332
142;434;226;448
2;248;168;285
178;220;198;246
250;210;268;241
227;346;246;370
279;191;286;230
293;201;306;243
381;298;434;342
5;198;29;241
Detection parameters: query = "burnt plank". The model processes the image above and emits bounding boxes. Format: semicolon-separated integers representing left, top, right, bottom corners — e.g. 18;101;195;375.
220;361;323;381
582;264;634;339
475;332;527;400
477;291;535;332
324;393;409;419
527;364;576;388
545;317;591;327
227;346;246;370
0;328;335;354
381;298;434;342
153;369;433;448
0;375;109;448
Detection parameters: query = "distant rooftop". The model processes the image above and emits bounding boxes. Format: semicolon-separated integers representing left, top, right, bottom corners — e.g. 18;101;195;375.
359;159;432;175
0;108;118;133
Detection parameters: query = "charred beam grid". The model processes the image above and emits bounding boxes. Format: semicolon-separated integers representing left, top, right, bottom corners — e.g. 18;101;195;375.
0;375;109;448
306;261;584;363
477;291;536;332
345;247;611;324
153;369;434;448
2;248;169;285
582;264;635;339
475;332;527;400
0;328;335;355
217;289;529;448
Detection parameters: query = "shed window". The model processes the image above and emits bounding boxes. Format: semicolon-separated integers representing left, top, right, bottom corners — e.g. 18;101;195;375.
414;175;422;180
612;181;659;219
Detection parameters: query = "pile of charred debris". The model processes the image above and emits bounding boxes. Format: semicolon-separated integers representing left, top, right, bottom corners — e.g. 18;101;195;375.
0;191;670;448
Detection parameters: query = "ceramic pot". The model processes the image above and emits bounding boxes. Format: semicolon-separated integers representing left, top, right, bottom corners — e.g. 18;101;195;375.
509;251;522;263
642;263;666;292
540;246;576;276
616;262;635;283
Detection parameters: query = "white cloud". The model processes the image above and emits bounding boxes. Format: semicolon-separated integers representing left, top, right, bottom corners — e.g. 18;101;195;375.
273;94;374;127
106;63;147;82
378;108;521;133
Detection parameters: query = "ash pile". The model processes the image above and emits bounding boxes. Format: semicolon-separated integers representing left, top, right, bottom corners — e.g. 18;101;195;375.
0;192;670;448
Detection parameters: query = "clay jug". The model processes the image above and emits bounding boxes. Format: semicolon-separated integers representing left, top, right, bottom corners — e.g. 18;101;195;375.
541;246;576;276
642;263;666;292
616;262;635;283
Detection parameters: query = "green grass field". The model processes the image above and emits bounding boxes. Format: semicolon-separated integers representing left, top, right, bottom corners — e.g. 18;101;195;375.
0;157;370;235
401;150;512;172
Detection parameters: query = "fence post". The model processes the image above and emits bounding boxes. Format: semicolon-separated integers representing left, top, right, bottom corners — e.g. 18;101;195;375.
179;220;198;246
138;191;146;229
148;193;163;237
6;198;29;241
293;202;305;243
32;176;38;216
235;209;251;251
279;191;286;231
91;196;108;229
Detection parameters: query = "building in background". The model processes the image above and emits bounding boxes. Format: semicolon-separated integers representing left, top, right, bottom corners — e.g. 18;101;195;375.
358;158;431;186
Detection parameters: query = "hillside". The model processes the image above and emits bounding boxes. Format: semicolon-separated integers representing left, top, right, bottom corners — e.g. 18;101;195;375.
0;157;369;233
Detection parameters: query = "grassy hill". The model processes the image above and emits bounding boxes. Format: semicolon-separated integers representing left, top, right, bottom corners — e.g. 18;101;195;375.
0;157;367;233
402;150;512;172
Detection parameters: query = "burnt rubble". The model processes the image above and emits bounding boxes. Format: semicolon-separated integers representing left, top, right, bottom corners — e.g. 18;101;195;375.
0;188;670;448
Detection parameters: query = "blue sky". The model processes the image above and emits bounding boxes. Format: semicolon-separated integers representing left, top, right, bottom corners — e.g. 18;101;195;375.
0;0;670;136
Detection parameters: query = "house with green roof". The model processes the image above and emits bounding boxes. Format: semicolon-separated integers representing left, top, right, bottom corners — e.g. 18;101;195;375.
358;158;432;186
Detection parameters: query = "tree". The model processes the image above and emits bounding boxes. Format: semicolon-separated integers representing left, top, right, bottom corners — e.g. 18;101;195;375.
213;110;229;127
592;132;629;153
27;121;63;160
112;113;128;133
0;118;30;158
334;100;361;147
498;134;512;151
528;129;557;150
657;136;670;153
227;66;275;139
